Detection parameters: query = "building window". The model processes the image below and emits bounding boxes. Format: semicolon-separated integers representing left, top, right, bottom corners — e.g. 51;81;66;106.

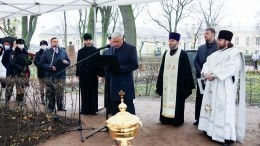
256;37;260;45
235;37;239;45
246;37;250;45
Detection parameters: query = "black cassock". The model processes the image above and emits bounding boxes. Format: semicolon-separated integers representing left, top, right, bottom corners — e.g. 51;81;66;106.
76;46;100;115
156;49;195;126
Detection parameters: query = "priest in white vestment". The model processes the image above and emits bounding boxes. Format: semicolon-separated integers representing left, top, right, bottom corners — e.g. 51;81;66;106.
198;30;246;145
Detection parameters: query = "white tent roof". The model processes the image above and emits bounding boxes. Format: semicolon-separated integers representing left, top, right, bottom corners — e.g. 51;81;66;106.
0;0;162;19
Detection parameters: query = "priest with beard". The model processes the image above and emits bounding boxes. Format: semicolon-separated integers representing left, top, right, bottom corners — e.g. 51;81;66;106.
156;32;195;127
76;33;100;115
198;30;245;145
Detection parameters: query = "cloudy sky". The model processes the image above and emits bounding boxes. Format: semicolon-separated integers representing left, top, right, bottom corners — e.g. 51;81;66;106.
31;0;260;43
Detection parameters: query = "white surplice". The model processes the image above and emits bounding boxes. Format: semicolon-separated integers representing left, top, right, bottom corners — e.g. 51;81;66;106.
198;47;246;143
162;48;181;118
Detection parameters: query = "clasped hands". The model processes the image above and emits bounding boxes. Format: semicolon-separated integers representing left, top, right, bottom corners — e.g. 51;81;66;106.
204;73;215;81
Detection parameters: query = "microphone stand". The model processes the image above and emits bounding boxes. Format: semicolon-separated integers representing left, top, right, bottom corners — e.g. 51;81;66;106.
85;66;109;139
57;49;102;142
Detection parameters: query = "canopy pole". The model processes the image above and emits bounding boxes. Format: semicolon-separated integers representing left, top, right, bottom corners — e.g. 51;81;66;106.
93;6;97;47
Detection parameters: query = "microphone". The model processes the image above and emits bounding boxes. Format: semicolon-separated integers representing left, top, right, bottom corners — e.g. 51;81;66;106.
96;44;111;51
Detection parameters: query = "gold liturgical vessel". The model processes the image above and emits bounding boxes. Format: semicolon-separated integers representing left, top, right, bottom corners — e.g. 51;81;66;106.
106;90;142;146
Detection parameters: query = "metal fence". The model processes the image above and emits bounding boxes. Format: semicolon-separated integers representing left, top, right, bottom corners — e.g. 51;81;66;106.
1;53;259;106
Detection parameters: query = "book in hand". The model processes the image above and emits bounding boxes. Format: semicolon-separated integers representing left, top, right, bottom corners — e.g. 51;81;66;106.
54;59;67;73
197;78;205;94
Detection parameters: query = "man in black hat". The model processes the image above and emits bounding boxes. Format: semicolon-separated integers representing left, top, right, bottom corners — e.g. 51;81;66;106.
76;33;100;115
193;28;218;126
156;32;195;127
34;40;48;104
9;38;32;105
198;30;246;144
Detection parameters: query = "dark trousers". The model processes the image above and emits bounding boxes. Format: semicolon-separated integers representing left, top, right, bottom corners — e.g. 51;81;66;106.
254;61;258;70
45;79;65;110
5;77;28;102
110;100;135;115
5;78;14;101
81;89;98;114
195;82;203;121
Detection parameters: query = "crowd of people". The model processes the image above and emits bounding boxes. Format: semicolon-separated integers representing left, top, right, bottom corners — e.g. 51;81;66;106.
0;29;246;145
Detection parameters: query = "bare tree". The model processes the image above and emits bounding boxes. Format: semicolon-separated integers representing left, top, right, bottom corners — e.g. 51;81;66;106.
195;0;225;29
58;11;68;49
190;20;203;49
148;0;193;32
98;6;112;46
110;6;120;34
21;15;38;48
87;7;95;38
63;11;68;49
133;4;146;20
2;18;20;37
119;5;137;46
70;9;88;47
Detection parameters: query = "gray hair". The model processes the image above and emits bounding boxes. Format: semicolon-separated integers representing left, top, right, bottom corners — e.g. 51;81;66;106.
111;32;123;39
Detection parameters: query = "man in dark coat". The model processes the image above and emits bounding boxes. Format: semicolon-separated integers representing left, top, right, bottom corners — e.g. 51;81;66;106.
40;37;70;113
156;32;195;127
1;40;13;77
34;40;48;104
193;28;218;125
105;32;139;115
76;33;100;115
1;39;14;102
10;39;32;105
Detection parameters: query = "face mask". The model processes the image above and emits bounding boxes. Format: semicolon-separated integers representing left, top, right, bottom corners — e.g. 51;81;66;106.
18;44;25;49
41;45;47;50
4;45;10;50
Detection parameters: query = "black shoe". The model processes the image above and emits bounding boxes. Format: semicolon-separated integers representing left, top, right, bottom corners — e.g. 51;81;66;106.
58;108;67;111
193;120;199;126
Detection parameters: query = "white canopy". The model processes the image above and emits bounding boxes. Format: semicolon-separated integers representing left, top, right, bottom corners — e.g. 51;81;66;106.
0;0;162;19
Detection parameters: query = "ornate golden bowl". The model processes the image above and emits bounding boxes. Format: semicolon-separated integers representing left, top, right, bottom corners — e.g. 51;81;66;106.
106;90;142;146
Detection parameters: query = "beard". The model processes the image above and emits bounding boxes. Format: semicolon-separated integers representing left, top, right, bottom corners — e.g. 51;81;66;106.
169;45;177;50
217;40;227;49
218;43;226;49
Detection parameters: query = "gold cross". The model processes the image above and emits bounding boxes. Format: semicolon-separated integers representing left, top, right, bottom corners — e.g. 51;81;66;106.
119;90;125;99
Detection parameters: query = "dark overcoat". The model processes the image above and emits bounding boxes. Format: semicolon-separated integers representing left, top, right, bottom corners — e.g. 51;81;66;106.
106;42;139;101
